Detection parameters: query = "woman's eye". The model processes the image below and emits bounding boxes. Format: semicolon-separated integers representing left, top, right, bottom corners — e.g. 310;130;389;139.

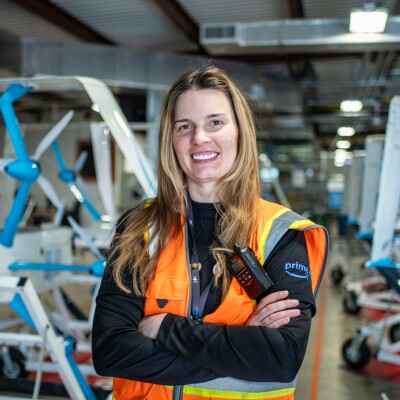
210;120;222;127
178;124;192;132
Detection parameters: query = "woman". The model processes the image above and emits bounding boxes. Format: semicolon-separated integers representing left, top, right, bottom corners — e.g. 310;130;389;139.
92;65;328;400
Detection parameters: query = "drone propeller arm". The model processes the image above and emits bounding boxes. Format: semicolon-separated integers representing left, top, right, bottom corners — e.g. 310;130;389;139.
0;181;31;247
9;259;105;277
74;175;101;221
51;140;66;170
81;197;102;221
0;100;29;162
69;179;102;221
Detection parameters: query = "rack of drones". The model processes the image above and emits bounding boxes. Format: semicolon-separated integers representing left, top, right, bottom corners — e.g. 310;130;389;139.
339;96;400;369
0;77;157;399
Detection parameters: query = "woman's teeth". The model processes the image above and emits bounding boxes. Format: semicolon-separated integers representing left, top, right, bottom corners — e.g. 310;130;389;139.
192;152;218;160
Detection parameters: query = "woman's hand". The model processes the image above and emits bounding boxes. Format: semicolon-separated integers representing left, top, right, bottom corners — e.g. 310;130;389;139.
138;313;167;339
245;290;300;328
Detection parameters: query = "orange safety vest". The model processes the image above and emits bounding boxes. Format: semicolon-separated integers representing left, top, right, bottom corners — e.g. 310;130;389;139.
113;199;328;400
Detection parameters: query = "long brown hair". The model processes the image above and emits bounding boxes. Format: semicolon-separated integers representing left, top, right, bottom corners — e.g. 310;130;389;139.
109;64;261;296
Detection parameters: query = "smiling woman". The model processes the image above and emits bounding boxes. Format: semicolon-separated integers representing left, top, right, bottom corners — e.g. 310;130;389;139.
172;89;238;202
92;64;329;400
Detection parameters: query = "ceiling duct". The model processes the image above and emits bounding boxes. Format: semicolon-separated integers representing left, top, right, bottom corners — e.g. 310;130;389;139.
0;35;304;114
200;17;400;55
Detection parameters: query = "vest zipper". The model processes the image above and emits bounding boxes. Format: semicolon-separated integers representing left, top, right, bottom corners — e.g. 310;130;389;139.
185;221;192;319
181;222;191;400
172;385;183;400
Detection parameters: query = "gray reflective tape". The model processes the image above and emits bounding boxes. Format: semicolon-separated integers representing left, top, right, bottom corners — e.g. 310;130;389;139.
262;210;296;261
173;385;183;400
184;375;298;393
262;210;315;262
262;218;292;262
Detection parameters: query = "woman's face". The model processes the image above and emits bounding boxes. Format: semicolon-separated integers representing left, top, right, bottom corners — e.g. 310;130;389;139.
172;89;239;201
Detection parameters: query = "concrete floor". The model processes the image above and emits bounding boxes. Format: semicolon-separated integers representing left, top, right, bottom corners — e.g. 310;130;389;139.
1;230;400;400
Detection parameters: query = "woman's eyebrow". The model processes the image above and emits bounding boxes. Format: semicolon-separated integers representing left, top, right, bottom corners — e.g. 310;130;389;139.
173;118;190;125
208;113;225;118
173;113;226;124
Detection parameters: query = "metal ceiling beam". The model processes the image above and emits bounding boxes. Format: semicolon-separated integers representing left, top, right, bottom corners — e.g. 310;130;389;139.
11;0;115;45
393;0;400;14
153;0;208;54
286;0;318;81
218;52;368;64
287;0;305;18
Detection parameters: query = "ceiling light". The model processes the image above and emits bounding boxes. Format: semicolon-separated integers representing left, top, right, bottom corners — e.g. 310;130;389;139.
337;127;356;137
340;100;363;112
349;3;388;33
334;159;345;167
334;149;353;167
334;149;347;162
335;149;348;156
337;140;351;149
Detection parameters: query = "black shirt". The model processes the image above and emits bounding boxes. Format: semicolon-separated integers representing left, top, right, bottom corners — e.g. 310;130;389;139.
190;200;222;315
92;203;316;385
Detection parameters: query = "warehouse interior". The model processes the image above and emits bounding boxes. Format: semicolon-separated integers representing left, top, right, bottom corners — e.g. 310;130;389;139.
0;0;400;399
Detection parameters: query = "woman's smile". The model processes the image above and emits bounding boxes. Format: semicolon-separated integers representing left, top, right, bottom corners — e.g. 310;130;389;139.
191;151;219;161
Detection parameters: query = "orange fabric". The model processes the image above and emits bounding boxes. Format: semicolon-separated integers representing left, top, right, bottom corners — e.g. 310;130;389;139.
304;228;328;294
113;379;171;399
144;232;190;317
113;199;327;400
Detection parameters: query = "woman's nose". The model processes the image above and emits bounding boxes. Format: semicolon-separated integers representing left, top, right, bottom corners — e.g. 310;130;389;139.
191;127;210;144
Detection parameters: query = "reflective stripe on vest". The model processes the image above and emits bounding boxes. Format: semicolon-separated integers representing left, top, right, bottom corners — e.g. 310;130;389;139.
168;375;297;399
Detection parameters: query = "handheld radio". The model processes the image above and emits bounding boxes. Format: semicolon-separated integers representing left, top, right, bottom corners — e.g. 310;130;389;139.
215;235;274;299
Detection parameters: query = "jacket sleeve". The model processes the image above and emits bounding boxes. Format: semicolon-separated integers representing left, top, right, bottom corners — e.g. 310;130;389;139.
155;230;315;383
157;307;312;383
91;209;222;385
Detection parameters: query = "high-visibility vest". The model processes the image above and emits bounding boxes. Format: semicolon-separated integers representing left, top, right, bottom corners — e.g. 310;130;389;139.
113;199;328;400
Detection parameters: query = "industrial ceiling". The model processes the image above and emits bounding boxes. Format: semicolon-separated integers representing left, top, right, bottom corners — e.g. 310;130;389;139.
0;0;400;167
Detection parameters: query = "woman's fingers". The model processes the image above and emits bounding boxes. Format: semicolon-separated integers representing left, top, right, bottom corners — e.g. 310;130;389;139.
255;298;299;320
259;309;301;328
246;306;300;327
245;290;300;327
252;291;298;317
252;290;290;314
